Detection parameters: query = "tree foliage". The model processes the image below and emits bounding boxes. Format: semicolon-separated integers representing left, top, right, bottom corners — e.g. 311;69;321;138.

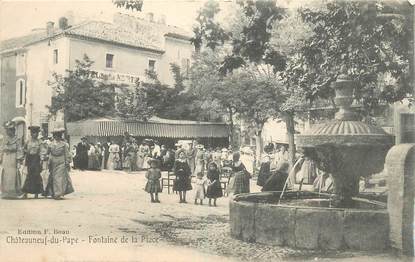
191;0;230;51
221;0;286;74
120;65;207;121
282;1;411;115
49;55;118;122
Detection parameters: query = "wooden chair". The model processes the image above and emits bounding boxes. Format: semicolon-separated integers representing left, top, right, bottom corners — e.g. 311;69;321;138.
161;171;176;194
220;167;232;196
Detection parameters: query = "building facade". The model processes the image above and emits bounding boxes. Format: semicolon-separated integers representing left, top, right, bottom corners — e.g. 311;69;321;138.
0;13;194;137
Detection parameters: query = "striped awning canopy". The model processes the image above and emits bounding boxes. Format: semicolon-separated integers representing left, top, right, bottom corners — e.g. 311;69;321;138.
67;117;229;139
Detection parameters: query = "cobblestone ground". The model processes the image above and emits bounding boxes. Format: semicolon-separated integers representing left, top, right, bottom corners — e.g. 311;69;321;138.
0;170;406;262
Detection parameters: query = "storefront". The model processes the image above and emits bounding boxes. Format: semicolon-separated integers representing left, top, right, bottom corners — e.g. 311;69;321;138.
67;117;229;149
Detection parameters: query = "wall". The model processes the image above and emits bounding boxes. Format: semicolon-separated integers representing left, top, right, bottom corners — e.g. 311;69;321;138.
393;99;415;144
161;37;193;86
0;53;26;137
69;37;161;84
26;37;69;128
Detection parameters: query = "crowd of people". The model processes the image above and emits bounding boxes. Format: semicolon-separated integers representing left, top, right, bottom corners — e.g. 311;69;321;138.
256;143;334;194
70;132;251;205
1;120;333;203
0;120;73;200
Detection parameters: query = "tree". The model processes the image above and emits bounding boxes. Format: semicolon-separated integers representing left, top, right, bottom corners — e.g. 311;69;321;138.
218;0;291;164
284;1;411;115
115;84;154;121
118;64;206;122
191;0;230;52
189;48;241;147
49;55;118;136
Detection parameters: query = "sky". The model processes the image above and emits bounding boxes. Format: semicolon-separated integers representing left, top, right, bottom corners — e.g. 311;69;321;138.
0;0;309;41
0;0;239;41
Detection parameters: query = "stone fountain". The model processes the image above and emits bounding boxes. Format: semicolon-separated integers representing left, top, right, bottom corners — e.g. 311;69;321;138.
229;75;394;250
296;74;394;207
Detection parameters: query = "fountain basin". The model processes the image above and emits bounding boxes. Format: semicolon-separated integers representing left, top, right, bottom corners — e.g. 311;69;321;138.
230;191;389;251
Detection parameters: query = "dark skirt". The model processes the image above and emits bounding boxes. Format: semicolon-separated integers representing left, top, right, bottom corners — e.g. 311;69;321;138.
22;154;43;194
173;177;192;191
206;180;223;198
145;180;162;193
257;162;270;187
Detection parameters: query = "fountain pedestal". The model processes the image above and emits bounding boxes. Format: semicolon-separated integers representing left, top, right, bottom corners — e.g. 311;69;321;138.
229;75;394;251
296;75;393;207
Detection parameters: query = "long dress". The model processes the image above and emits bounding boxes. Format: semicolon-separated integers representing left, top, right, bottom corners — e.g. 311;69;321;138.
206;169;223;198
188;148;196;175
194;176;207;200
212;152;222;171
128;144;138;172
144;168;162;193
76;142;89;170
95;146;102;170
257;154;271;187
87;146;97;170
142;145;151;170
0;136;24;198
45;140;74;198
136;145;145;169
173;159;192;191
261;170;289;192
40;140;50;191
22;138;43;194
230;161;251;195
194;150;205;176
296;156;318;184
108;144;120;171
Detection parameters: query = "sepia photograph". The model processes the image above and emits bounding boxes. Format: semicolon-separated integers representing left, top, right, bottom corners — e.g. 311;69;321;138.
0;0;414;261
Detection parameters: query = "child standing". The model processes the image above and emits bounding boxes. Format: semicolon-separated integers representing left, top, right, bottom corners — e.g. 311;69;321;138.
194;172;207;205
144;159;162;203
206;162;223;206
173;149;192;203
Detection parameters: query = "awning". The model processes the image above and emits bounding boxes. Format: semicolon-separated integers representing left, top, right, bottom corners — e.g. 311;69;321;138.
67;118;229;139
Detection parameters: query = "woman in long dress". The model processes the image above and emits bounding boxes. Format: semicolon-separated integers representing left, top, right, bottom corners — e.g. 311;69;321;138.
87;143;97;170
136;143;145;170
142;143;151;170
22;126;43;198
194;146;205;177
229;152;251;195
45;128;74;200
108;143;120;170
0;121;24;199
257;144;274;187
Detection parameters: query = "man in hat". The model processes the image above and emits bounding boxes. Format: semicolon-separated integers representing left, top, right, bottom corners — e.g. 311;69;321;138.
22;126;44;198
76;137;90;171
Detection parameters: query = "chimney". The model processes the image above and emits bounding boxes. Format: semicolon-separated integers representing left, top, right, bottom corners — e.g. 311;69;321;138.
146;12;154;22
63;11;75;26
158;14;166;25
46;21;54;37
58;17;69;30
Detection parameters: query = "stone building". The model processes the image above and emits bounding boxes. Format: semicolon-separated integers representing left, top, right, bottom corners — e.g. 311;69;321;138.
0;13;194;137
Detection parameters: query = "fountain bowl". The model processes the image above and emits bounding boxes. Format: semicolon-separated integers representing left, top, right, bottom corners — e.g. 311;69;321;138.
229;191;389;251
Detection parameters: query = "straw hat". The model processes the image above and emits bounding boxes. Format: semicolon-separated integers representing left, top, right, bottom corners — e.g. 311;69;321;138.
3;120;16;130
